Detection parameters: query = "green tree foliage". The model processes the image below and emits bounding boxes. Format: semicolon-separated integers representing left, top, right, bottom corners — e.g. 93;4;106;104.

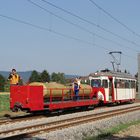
4;81;10;92
29;70;50;83
51;72;57;82
51;72;66;84
0;74;6;92
40;70;50;82
29;70;41;83
29;70;66;84
19;79;24;85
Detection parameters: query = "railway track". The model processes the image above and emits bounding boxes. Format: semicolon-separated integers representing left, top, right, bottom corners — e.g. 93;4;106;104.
0;104;140;140
0;114;46;126
0;102;136;126
0;105;109;126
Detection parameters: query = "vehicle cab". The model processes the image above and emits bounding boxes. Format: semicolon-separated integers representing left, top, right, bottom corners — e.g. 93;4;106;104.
89;73;112;103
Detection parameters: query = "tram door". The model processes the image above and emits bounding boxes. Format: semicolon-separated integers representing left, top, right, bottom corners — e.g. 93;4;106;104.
109;78;113;101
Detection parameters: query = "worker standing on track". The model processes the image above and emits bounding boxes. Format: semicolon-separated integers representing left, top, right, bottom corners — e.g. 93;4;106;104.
8;69;20;85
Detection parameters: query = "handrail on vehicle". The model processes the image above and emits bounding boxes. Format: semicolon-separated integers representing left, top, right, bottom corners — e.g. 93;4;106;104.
46;88;92;103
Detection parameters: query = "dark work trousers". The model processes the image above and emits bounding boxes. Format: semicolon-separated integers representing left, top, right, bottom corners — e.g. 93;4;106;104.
75;90;79;100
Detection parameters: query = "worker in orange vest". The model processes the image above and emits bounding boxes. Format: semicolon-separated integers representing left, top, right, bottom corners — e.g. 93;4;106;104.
8;69;20;85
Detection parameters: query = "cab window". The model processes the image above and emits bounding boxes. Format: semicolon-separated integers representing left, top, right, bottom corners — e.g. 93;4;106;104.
91;79;101;87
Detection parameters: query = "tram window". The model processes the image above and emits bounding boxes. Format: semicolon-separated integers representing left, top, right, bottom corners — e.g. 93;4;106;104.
115;79;125;88
115;79;120;88
133;81;136;88
117;79;121;88
131;81;135;88
102;80;108;88
121;80;125;88
91;79;101;87
125;80;130;88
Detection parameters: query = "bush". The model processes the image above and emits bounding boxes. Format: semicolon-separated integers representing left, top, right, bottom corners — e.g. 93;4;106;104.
0;74;6;92
0;93;10;111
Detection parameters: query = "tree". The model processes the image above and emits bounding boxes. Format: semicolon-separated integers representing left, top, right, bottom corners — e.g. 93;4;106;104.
51;72;66;84
29;70;41;83
19;78;24;85
40;70;50;82
135;72;138;79
51;72;58;82
135;72;138;92
4;81;10;92
0;74;6;92
58;72;66;84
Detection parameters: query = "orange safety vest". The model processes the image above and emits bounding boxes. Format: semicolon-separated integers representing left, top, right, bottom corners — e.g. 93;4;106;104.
9;74;20;85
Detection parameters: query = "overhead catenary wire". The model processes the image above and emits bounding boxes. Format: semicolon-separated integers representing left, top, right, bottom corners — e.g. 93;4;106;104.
88;0;140;38
40;0;140;48
0;13;111;52
27;0;140;53
0;13;136;61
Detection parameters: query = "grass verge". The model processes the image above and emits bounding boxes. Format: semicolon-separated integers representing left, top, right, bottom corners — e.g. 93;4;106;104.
84;119;140;140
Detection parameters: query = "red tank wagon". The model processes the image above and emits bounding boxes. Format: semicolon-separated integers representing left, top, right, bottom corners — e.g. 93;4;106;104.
10;85;98;112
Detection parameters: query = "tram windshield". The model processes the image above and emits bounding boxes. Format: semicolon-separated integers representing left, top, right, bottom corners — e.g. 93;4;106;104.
91;79;101;87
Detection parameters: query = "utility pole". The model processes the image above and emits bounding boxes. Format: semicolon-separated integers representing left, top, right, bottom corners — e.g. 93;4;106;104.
138;54;140;95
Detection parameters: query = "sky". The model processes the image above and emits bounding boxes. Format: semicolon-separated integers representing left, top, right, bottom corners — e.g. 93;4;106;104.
0;0;140;76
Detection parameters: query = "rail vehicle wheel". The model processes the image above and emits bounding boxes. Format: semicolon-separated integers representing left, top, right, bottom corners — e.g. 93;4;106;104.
12;105;21;112
57;110;63;116
12;102;22;112
90;105;95;109
98;100;104;106
116;101;121;105
129;100;134;104
81;106;89;111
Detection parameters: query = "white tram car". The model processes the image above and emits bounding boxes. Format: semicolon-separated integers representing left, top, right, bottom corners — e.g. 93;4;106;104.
89;70;136;104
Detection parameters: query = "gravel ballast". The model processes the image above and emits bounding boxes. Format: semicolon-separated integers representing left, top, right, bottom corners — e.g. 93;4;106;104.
35;110;140;140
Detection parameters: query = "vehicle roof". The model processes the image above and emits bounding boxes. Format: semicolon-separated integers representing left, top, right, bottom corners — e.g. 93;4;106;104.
89;70;135;80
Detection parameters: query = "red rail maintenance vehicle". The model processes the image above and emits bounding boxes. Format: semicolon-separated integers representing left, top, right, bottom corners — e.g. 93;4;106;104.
10;86;98;112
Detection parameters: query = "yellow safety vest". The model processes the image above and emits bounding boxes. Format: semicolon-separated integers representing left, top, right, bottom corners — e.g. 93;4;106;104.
10;74;20;85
